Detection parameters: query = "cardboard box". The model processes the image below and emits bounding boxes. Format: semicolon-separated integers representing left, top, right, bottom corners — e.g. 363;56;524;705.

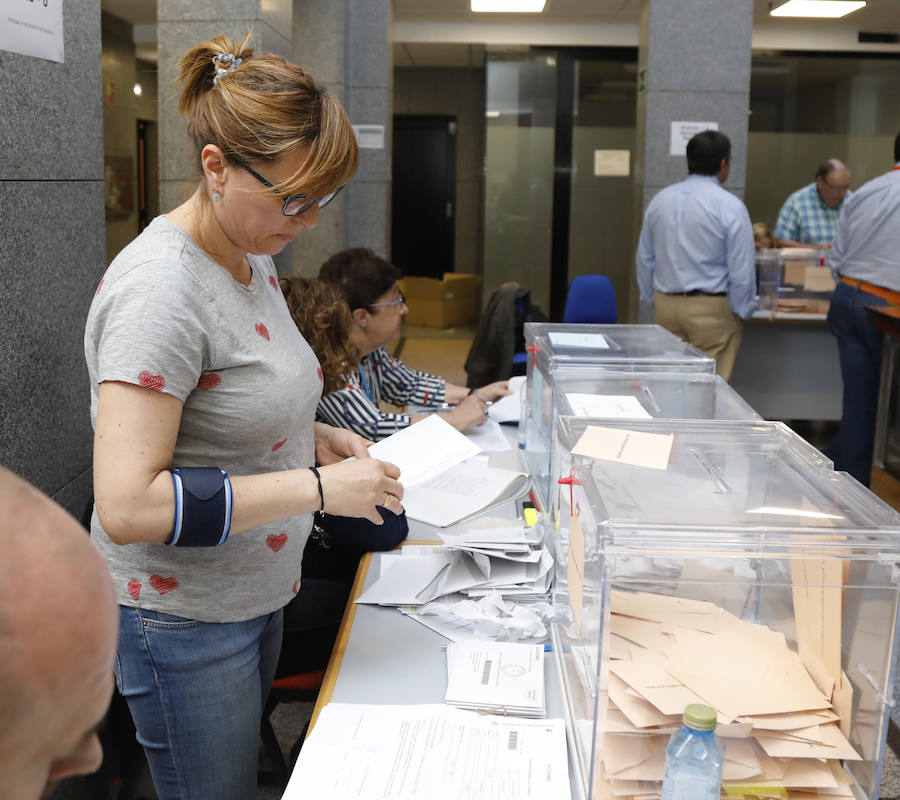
399;273;482;328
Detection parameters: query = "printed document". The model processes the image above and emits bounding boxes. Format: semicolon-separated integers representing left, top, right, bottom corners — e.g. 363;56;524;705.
284;703;570;800
367;414;481;487
564;393;652;419
548;331;610;349
488;375;526;423
401;462;528;527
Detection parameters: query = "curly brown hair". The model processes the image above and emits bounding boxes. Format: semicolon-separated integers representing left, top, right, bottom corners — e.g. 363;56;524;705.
280;277;360;394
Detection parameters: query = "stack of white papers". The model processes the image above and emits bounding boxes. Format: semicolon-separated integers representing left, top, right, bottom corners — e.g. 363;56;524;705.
445;640;546;718
356;531;553;607
401;462;529;527
284;703;571;800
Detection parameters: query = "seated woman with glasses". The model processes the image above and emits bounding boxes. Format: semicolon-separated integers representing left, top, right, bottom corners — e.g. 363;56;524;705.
277;276;408;674
316;247;512;441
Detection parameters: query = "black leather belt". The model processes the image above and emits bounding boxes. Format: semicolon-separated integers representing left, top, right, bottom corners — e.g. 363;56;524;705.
662;290;727;297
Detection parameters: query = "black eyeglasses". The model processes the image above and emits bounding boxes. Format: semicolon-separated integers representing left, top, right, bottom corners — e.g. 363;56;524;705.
239;162;342;217
368;290;406;309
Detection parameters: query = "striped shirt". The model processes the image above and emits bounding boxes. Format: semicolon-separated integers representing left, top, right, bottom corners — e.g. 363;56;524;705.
774;182;850;246
316;347;446;441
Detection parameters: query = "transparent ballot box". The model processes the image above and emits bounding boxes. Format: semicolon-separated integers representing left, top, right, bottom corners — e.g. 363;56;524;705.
551;418;900;800
757;248;835;317
522;323;715;509
537;370;761;519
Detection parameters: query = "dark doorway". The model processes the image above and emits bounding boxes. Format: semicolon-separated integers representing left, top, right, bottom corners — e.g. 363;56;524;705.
391;115;457;279
136;119;159;233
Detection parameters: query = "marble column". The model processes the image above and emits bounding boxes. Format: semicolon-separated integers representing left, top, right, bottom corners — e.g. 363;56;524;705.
632;0;753;319
0;2;105;516
292;0;392;276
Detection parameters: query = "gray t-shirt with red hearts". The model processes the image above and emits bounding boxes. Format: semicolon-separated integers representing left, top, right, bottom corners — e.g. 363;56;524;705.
84;216;321;623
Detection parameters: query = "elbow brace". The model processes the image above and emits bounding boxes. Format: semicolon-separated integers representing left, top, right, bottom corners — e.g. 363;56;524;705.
167;467;233;547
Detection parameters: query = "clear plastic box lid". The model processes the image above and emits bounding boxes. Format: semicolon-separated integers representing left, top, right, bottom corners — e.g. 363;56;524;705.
554;370;761;424
557;418;900;534
524;322;715;371
551;419;900;800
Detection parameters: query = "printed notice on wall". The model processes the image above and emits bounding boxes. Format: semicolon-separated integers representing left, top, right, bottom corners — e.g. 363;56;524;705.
670;120;718;156
352;124;385;150
0;0;64;63
594;149;630;177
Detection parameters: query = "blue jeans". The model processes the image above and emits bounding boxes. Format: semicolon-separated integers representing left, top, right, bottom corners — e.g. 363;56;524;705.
114;606;283;800
826;280;888;487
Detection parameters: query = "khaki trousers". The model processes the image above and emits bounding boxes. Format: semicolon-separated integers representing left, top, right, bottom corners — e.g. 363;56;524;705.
653;292;742;382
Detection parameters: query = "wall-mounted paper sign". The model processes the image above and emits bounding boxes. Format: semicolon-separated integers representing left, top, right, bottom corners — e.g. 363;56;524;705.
594;149;630;177
670;121;718;157
0;0;64;63
352;124;385;150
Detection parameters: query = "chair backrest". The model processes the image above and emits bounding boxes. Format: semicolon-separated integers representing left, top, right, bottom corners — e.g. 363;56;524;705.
562;274;617;324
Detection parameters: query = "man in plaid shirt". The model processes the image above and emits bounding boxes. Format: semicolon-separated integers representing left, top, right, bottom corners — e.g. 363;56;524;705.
774;158;852;248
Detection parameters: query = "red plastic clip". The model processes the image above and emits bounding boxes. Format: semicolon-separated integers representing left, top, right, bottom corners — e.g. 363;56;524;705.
526;344;540;366
558;466;581;508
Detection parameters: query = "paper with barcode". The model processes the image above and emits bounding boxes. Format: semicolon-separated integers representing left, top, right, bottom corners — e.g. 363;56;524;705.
285;703;570;800
444;640;545;717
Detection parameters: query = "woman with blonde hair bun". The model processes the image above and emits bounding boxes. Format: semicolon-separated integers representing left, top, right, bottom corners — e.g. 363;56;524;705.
84;33;402;799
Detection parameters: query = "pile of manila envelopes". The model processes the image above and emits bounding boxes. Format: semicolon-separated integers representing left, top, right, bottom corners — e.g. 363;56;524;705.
594;589;859;799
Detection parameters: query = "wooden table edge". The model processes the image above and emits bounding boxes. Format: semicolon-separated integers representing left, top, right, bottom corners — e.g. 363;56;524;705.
306;538;435;736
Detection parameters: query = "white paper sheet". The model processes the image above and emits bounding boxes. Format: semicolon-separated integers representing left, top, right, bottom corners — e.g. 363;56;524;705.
464;418;514;451
285;703;571;800
367;414;482;487
401;462;528;527
548;331;610;349
564;393;653;419
489;375;527;423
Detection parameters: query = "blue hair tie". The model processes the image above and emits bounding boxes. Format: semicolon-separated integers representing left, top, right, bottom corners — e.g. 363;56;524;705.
212;53;243;86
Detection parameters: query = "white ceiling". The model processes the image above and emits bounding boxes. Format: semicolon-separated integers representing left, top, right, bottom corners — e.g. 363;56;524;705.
102;0;900;66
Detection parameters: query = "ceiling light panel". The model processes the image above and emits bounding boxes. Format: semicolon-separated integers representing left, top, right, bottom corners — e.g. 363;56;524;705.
471;0;547;12
770;1;866;18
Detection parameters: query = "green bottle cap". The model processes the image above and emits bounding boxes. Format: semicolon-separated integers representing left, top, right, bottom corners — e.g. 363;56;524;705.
682;703;717;731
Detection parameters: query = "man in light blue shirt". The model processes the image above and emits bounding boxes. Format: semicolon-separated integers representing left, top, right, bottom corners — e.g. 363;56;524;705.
636;130;756;381
824;133;900;487
774;159;852;248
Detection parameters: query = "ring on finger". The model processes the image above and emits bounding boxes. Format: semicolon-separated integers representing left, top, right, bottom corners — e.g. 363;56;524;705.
384;493;392;507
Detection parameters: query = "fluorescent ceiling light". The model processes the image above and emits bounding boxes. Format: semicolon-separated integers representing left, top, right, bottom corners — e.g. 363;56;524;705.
471;0;547;12
770;1;865;18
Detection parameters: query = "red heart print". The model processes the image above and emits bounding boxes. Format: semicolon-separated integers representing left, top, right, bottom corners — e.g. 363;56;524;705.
197;372;221;390
138;371;166;391
95;279;104;295
317;367;323;383
292;579;300;595
269;275;278;290
127;579;142;601
149;574;178;594
255;323;270;341
272;438;287;452
267;533;288;553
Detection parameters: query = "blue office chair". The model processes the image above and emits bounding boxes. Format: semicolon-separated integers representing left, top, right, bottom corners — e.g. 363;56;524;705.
562;274;617;324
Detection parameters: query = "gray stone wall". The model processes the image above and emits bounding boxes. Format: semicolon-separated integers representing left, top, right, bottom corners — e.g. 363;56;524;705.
0;2;105;517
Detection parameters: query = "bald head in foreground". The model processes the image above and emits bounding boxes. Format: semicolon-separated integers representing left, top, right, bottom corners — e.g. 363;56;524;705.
0;467;118;800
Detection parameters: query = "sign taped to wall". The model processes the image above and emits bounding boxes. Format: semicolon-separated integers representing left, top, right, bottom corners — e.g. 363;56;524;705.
0;0;64;63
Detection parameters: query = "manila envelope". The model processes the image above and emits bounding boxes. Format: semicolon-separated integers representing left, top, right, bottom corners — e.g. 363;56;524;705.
571;425;673;470
739;709;838;731
780;757;839;789
609;672;681;729
610;590;718;633
602;733;667;781
609;659;706;717
722;737;763;780
610;614;669;651
755;722;862;761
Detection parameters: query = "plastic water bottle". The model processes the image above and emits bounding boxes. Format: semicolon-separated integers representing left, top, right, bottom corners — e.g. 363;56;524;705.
660;704;724;800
